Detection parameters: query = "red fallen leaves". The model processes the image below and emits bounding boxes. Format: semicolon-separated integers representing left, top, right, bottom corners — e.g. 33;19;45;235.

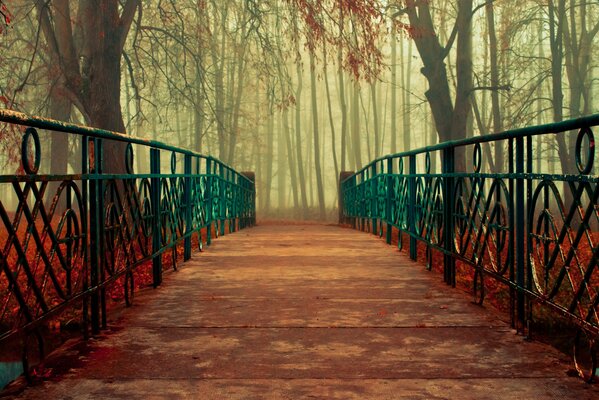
1;211;211;336
386;226;599;319
376;308;387;317
30;366;53;379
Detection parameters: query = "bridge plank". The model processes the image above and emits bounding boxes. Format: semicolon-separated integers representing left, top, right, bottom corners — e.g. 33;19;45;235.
15;224;599;399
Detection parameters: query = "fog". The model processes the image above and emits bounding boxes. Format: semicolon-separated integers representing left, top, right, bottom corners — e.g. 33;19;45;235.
0;0;597;219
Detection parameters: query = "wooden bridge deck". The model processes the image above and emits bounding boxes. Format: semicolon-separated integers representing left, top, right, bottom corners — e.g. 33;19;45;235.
16;224;599;399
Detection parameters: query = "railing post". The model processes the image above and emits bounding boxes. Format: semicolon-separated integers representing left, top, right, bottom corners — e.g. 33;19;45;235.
219;163;226;237
372;162;378;235
338;171;354;224
184;154;192;261
251;173;256;226
442;147;456;287
81;136;89;338
408;155;417;260
206;158;212;245
361;171;366;231
241;171;256;228
88;138;102;335
230;172;237;233
386;159;393;244
515;136;526;330
150;148;162;287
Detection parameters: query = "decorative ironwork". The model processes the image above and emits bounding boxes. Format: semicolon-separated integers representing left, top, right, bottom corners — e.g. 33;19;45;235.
0;110;256;380
341;114;599;382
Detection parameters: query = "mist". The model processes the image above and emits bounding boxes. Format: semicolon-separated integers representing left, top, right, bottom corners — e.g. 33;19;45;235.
0;1;597;219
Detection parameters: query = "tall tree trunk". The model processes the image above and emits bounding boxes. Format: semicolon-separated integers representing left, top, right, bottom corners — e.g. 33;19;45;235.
401;40;413;152
264;92;274;213
405;3;454;144
351;80;362;169
323;44;340;184
37;0;138;174
548;0;574;211
450;0;473;141
338;6;348;172
226;8;249;164
283;107;299;210
193;5;206;153
310;51;326;219
486;1;503;172
48;85;72;210
277;107;286;213
338;56;349;173
390;31;398;153
209;0;228;161
370;79;381;158
295;58;309;218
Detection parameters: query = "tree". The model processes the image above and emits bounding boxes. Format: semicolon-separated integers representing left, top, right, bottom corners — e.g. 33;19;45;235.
36;0;140;172
392;0;474;168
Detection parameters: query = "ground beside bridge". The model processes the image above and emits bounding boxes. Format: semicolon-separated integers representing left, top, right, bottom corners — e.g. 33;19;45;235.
13;223;599;399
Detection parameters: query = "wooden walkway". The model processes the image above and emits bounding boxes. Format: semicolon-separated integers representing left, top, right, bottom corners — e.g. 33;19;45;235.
16;224;599;399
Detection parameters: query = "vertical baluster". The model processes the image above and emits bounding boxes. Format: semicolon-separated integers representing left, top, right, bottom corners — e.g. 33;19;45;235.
86;137;106;329
508;138;516;328
409;154;417;261
372;162;378;235
184;154;192;261
206;158;212;245
151;148;162;287
86;137;102;335
525;135;534;337
442;147;455;287
219;163;226;237
81;136;100;337
515;137;525;330
386;158;393;244
66;183;72;295
361;171;366;231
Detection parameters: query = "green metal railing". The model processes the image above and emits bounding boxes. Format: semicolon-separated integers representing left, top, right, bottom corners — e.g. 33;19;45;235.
0;110;256;377
341;114;599;382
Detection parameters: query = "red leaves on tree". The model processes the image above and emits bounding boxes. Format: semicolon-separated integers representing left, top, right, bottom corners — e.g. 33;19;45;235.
0;1;11;34
286;0;384;82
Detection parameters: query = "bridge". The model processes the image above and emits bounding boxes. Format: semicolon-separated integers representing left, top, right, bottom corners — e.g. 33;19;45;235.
1;110;598;398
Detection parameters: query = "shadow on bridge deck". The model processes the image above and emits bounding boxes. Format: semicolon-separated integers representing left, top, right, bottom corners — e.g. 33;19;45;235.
13;224;599;399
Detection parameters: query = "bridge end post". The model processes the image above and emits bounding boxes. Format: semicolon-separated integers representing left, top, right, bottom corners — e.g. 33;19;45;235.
386;158;393;245
241;171;256;227
371;163;378;235
338;171;354;225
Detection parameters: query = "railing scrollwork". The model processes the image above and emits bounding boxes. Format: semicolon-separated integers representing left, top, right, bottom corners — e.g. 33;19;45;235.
0;110;256;380
341;114;599;382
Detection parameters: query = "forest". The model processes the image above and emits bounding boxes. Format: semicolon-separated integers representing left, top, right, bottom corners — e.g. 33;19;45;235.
0;0;598;220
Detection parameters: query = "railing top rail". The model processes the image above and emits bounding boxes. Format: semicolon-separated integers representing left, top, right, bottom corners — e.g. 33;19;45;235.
342;113;599;183
0;109;250;181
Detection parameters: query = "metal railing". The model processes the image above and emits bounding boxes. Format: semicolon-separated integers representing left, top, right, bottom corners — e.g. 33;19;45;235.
0;110;256;377
341;114;599;382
